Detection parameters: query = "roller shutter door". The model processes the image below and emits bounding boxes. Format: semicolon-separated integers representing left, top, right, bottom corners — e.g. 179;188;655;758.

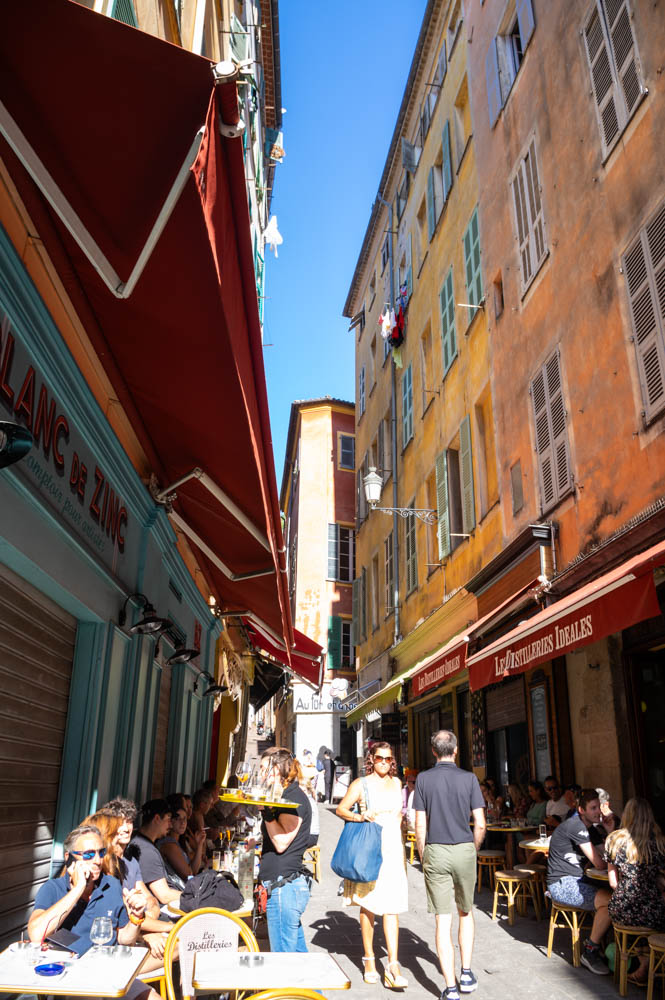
0;566;75;947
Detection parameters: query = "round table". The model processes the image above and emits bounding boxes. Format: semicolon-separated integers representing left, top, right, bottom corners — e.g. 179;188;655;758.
586;866;610;881
485;825;536;868
518;837;551;854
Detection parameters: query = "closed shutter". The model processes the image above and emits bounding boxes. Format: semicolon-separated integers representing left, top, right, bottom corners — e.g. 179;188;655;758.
427;168;436;240
351;579;360;645
151;659;171;798
485;38;502;129
327;523;339;579
440;269;457;374
515;0;535;50
402;365;413;445
531;349;571;512
360;567;368;641
401;138;418;174
485;678;526;731
0;567;75;947
512;140;547;291
406;233;413;300
110;0;138;26
623;202;665;420
435;451;451;559
442;120;453;202
603;0;643;118
377;419;385;481
327;616;342;672
463;209;482;316
460;415;476;534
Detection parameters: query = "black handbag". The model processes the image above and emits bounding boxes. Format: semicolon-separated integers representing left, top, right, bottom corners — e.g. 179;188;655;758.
179;869;244;913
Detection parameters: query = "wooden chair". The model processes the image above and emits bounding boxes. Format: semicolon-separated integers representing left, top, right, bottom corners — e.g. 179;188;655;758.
163;906;259;1000
405;831;417;864
546;903;592;967
613;924;655;997
514;863;547;907
478;849;506;891
491;869;540;925
647;933;665;1000
303;844;321;882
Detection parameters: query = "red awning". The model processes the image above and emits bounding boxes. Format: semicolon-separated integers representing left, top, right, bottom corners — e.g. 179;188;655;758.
467;540;665;691
0;2;292;648
244;619;323;689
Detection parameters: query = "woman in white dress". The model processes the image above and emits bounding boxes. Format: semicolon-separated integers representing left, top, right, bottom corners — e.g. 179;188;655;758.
336;742;408;988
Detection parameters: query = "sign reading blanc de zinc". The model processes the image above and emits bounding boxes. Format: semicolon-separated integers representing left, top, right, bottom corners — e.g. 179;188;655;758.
1;306;131;572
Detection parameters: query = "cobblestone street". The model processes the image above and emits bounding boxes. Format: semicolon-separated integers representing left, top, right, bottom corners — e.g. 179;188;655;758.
303;804;641;1000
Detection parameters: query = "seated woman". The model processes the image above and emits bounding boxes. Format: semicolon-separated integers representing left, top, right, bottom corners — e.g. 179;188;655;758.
564;783;582;818
158;804;206;880
605;797;665;985
525;780;547;825
506;782;529;821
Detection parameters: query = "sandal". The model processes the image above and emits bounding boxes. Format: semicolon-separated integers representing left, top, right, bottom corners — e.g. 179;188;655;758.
362;956;380;984
627;972;647;988
384;962;408;989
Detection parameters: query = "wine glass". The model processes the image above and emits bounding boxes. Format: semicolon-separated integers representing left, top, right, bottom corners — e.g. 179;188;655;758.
235;760;251;792
90;915;113;955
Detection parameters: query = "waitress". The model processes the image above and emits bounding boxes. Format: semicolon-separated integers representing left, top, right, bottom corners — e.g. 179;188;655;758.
258;747;312;952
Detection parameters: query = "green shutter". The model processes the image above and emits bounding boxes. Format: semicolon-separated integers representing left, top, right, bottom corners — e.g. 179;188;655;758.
442;121;453;201
427;168;436;240
328;616;342;672
460;415;476;534
463;208;482;322
435;451;451;559
402;365;413;445
440;269;457;375
110;0;138;26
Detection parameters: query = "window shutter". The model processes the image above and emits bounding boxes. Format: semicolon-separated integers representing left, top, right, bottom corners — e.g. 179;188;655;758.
427;168;436;240
440;269;457;374
515;0;535;51
442;121;453;202
512;162;533;287
406;233;413;300
460;415;476;534
485;38;502;129
435;43;447;86
401;138;418;174
359;366;366;413
351;579;360;645
230;12;249;61
360;567;368;641
402;365;413;445
531;367;556;510
327;524;339;579
327;616;341;672
111;0;138;26
623;204;665;420
435;451;451;559
531;350;571;511
546;351;571;499
357;468;367;525
525;141;547;267
464;210;482;316
602;0;643;118
377;419;385;482
583;4;623;155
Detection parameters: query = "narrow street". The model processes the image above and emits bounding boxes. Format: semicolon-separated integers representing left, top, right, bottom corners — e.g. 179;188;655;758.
303;804;638;1000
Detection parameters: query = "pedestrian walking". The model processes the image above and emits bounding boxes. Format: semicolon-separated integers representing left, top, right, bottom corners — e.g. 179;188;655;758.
322;750;336;803
414;730;486;1000
336;741;409;988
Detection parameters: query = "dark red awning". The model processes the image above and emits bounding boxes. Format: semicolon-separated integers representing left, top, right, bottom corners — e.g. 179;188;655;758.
244;619;323;689
0;2;292;648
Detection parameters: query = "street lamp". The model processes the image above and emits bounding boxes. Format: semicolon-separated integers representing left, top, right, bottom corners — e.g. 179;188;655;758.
363;467;438;525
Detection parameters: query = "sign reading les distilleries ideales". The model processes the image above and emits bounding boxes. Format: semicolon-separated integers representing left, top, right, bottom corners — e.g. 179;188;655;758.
468;572;661;691
1;306;131;574
412;643;467;698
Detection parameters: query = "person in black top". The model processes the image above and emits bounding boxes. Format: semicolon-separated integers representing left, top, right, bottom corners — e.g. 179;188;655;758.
125;800;180;906
258;748;312;952
322;751;336;803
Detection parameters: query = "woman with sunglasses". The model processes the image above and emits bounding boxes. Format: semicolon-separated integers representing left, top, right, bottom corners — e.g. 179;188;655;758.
336;742;408;989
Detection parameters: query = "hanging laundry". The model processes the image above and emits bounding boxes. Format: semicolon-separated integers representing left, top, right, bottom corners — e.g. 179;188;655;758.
392;346;403;368
379;307;392;341
263;215;283;256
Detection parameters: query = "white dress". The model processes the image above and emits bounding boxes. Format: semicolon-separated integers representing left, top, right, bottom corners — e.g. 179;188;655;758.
343;775;408;915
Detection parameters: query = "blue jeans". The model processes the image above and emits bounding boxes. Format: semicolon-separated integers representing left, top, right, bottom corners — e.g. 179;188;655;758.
265;874;311;952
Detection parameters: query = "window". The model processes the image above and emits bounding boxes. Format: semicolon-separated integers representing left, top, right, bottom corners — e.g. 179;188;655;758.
396;173;410;221
368;273;376;309
352;569;367;645
433;41;448;90
402;364;414;447
530;349;572;512
371;554;380;631
441;121;454;202
440;268;457;375
622;201;665;422
341;620;355;669
356;452;369;525
511;460;524;515
435;415;476;558
453;77;472;170
425;469;439;570
448;0;463;55
328;524;355;582
396;234;413;304
420;325;433;414
359;365;366;415
511;138;547;292
463;208;483;325
417;196;429;263
583;0;645;159
384;532;394;616
339;433;355;470
474;393;499;519
405;503;418;594
381;235;390;273
486;0;535;128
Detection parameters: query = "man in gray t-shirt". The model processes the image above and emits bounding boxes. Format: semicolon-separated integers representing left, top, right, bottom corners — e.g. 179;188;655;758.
413;730;486;1000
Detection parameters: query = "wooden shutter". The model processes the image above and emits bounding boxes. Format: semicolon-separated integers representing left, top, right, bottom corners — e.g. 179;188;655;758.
583;3;623;155
111;0;138;26
384;532;394;611
427;168;436;240
327;523;338;579
485;38;502;129
603;0;643;119
402;365;413;445
359;366;365;413
515;0;535;50
442;121;453;202
435;42;447;86
435;451;451;559
406;233;413;300
360;567;368;641
440;269;457;374
531;349;571;511
512;161;533;287
513;141;547;290
531;366;555;509
525;141;546;267
402;138;418;174
327;616;341;672
377;419;385;481
546;351;571;499
623;203;665;420
230;11;249;61
351;579;360;645
464;209;482;313
460;415;476;534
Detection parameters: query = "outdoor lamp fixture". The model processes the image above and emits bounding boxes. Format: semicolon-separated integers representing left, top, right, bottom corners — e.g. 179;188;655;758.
166;646;200;666
363;466;438;525
529;522;555;542
0;420;33;469
193;670;216;695
203;683;228;697
118;593;170;635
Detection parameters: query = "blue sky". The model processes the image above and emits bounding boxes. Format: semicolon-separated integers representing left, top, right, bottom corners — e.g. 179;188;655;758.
263;0;427;482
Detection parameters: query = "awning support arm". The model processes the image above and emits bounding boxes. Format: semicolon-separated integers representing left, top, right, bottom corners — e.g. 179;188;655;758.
169;511;273;582
0;98;203;299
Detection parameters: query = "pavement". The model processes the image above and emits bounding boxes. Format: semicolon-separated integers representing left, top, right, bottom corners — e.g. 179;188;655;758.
302;803;641;1000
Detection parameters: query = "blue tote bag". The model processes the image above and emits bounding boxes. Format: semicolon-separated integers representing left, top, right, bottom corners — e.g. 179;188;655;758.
330;778;383;882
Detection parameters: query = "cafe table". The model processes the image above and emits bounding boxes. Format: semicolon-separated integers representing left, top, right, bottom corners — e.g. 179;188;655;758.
0;943;149;996
586;867;610;881
485;824;536;869
518;836;551;855
192;950;351;991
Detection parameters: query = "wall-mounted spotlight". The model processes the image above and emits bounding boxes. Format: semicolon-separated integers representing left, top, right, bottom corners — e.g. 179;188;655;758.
166;646;200;666
0;421;33;469
203;683;228;697
119;593;171;635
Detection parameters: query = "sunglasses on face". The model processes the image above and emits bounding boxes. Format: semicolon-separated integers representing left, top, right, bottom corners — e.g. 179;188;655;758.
545;785;559;792
69;848;107;860
374;755;393;762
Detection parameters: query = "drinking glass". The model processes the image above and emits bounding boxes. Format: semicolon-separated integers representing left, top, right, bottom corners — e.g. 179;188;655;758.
539;823;547;841
212;850;221;871
235;761;251;791
90;916;113;955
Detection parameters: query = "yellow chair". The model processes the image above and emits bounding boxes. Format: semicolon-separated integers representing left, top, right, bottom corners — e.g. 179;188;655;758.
405;831;417;864
613;924;655;997
477;849;506;891
647;933;665;1000
303;844;321;882
163;906;259;1000
243;992;325;1000
546;903;592;967
514;863;547;907
138;967;167;999
491;869;541;925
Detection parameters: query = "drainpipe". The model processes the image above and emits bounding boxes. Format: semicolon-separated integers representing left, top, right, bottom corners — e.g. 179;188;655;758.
377;194;401;647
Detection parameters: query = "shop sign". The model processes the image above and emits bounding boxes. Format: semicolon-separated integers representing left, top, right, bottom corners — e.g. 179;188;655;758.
412;643;466;697
469;572;661;690
294;692;358;713
1;308;131;570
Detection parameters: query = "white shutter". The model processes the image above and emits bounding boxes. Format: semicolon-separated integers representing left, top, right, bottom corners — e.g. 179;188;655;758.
460;415;476;534
327;523;338;579
512;140;547;291
531;368;555;510
623;202;665;421
531;350;571;511
602;0;643;118
435;451;451;559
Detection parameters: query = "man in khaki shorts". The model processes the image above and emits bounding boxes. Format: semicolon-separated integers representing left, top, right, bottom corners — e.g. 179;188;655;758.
414;731;486;1000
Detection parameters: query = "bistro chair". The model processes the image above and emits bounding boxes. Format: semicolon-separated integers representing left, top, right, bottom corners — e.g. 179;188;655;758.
303;844;321;882
405;830;417;864
547;902;592;967
647;933;665;1000
492;869;540;925
514;863;547;908
613;924;656;997
163;906;259;1000
243;992;324;1000
478;849;506;891
138;966;167;999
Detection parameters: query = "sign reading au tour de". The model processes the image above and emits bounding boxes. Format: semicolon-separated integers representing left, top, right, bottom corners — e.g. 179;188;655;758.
1;306;131;571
